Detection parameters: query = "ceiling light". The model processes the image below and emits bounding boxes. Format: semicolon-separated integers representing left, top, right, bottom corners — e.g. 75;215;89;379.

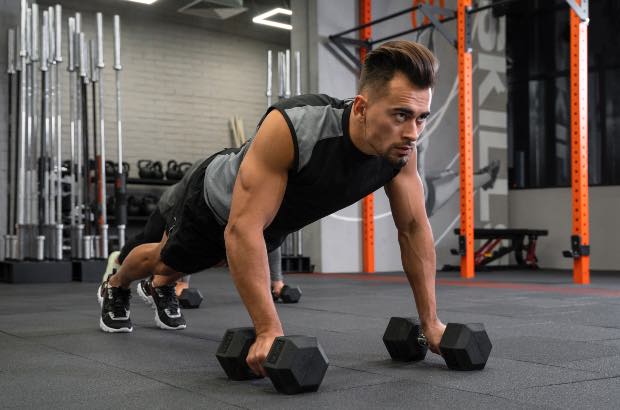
252;7;292;30
125;0;158;5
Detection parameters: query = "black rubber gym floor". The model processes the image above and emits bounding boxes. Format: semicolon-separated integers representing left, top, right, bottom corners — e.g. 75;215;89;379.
2;268;620;409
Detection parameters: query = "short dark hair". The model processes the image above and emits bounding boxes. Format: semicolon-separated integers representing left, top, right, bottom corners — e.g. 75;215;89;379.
358;40;439;95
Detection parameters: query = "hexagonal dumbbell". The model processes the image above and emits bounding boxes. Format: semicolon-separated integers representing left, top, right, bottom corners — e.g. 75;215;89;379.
216;327;329;394
178;288;203;309
440;323;492;371
382;317;428;362
383;317;492;370
279;285;302;303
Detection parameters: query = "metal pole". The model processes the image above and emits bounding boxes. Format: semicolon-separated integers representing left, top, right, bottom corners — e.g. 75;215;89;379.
47;6;57;259
89;39;99;250
277;51;284;100
285;49;291;98
40;11;50;258
266;50;272;107
16;0;27;260
96;12;108;258
294;51;301;96
67;17;75;228
5;28;17;258
55;5;63;258
294;50;303;256
73;23;85;258
114;15;126;249
67;17;82;259
53;4;63;260
80;32;92;259
25;6;34;258
29;4;39;254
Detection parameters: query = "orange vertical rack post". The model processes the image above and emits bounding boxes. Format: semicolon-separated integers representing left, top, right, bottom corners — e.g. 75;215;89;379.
458;0;475;279
359;0;375;273
569;0;590;284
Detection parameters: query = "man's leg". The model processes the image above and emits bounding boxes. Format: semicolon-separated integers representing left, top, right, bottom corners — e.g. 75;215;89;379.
99;235;187;332
103;208;168;282
108;236;177;288
97;240;167;333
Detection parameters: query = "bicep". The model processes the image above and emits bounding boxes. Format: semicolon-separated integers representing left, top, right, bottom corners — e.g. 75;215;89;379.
227;110;294;230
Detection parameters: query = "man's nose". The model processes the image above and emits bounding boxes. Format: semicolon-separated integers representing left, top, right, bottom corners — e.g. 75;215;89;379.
403;124;419;145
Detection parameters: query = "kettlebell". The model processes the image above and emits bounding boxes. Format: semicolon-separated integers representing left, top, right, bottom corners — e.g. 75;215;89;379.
128;195;141;216
138;160;153;179
151;161;164;180
105;160;117;176
166;160;183;181
178;162;193;177
62;160;73;177
122;162;130;176
141;194;159;216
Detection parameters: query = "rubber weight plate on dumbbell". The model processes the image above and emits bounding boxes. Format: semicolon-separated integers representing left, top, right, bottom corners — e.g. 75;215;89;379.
178;288;203;309
216;327;262;381
382;317;428;362
439;323;492;371
263;335;329;395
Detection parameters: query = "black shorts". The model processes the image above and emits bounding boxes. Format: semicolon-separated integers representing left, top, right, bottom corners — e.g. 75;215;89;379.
118;207;167;264
160;156;227;273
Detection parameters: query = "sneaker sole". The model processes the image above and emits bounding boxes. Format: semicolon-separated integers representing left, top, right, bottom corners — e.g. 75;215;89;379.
99;317;133;333
154;311;187;331
137;282;186;331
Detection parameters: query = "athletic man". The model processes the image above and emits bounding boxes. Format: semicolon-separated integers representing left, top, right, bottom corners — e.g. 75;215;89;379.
99;40;446;377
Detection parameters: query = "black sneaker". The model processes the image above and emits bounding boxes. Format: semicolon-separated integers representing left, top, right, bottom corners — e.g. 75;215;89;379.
137;278;186;330
98;280;133;333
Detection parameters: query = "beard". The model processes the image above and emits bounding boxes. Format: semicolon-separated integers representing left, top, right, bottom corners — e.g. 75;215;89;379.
382;145;412;168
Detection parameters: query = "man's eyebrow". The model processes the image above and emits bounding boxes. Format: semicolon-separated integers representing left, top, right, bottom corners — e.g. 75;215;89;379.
392;107;431;117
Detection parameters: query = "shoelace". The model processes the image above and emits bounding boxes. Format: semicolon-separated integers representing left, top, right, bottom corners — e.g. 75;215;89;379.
110;287;132;317
157;285;180;315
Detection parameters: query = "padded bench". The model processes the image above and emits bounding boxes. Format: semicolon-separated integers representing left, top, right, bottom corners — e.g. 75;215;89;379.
443;228;548;271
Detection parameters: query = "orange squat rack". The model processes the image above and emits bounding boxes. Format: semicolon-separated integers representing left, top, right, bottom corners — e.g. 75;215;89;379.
359;0;374;273
344;0;590;284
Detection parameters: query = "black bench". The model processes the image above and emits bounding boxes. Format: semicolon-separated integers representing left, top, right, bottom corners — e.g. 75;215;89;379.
443;228;548;271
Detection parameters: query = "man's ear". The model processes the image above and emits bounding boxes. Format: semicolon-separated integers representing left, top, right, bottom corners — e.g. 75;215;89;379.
353;95;368;119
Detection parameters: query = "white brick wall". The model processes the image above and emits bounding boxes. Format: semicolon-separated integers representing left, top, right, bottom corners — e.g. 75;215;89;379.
54;9;286;173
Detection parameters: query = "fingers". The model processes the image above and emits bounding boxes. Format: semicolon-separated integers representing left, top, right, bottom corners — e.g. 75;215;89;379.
246;343;268;377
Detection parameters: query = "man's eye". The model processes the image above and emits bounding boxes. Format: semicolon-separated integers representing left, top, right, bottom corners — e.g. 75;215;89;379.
395;113;407;122
416;116;428;124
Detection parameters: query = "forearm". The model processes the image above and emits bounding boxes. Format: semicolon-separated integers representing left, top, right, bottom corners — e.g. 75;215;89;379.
399;223;438;326
225;227;283;336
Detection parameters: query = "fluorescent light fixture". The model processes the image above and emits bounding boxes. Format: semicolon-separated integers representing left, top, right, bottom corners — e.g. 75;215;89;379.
125;0;158;5
252;7;292;30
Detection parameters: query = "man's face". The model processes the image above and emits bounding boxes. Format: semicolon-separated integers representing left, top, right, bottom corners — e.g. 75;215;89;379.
361;72;432;167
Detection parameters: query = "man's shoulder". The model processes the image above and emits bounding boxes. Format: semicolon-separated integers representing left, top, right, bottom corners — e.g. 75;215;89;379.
272;94;353;111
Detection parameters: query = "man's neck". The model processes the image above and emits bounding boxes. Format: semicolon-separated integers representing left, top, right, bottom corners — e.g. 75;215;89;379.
348;114;375;156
